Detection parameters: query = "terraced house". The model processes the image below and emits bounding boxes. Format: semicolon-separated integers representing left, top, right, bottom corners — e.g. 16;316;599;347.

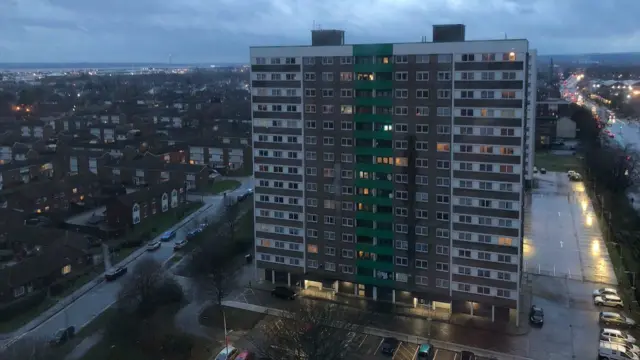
250;24;537;324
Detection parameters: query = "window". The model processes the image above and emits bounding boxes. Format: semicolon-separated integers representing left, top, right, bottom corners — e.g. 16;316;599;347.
436;177;450;187
416;226;428;235
323;121;334;130
395;174;408;183
341;121;353;130
436;212;449;221
503;52;516;61
395;106;408;116
307;259;318;268
307;229;318;238
416;107;429;116
341;89;353;98
458;266;471;275
322;89;334;98
416;141;428;151
477;269;490;278
436;194;449;204
415;259;428;269
340;56;353;64
417;276;429;286
416;192;428;202
437;54;451;63
305;104;316;113
340;72;353;81
461;54;475;62
416;89;429;99
502;91;516;99
323;137;334;145
417;124;429;133
437;107;451;117
325;247;336;256
498;237;513;246
500;165;514;173
341;249;354;258
416;55;430;63
395;89;409;98
342;233;354;243
396;224;408;233
416;243;429;253
396;240;408;250
395;190;408;200
498;254;512;263
395;256;408;266
501;128;515;136
502;71;517;80
461;108;474;117
341;105;353;114
322;72;334;81
437;90;450;99
437;125;450;134
436;160;449;169
416;71;429;81
395;123;408;132
481;90;495;99
416;209;428;219
416;158;428;168
304;72;316;81
481;72;495;81
497;289;511;298
478;252;491;260
322;56;333;65
325;262;336;271
341;138;353;146
436;228;449;238
395;207;408;217
394;55;408;63
461;72;474;80
460;90;474;99
477;286;491;295
498;272;512;281
457;283;471;292
437;143;449;152
269;57;281;65
395;72;408;81
437;72;451;81
341;154;353;163
341;265;354;274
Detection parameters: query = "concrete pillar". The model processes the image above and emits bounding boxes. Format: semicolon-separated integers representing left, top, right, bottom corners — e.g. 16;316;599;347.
392;290;396;304
373;286;378;301
271;270;275;284
354;284;359;296
303;280;308;290
492;305;495;322
470;302;474;316
333;281;339;292
413;297;417;308
287;272;291;286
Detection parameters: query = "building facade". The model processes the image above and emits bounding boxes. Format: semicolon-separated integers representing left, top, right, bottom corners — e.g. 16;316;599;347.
250;25;536;324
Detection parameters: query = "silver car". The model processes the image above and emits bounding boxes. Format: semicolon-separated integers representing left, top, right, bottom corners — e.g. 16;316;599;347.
595;295;624;309
594;288;619;297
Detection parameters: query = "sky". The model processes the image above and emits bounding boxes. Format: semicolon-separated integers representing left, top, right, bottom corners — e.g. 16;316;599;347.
0;0;639;63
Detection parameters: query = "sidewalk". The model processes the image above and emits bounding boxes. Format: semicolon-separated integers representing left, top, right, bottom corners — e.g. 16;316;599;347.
221;300;533;360
248;281;530;336
0;201;214;344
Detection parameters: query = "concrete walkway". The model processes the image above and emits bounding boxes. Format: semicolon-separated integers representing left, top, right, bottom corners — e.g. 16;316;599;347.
65;332;102;360
221;300;533;360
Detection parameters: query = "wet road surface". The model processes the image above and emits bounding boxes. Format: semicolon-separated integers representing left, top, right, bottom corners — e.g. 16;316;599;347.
524;171;616;284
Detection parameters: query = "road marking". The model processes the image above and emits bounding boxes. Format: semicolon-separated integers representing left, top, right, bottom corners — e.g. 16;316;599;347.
452;352;457;360
357;334;368;350
412;344;419;360
433;349;439;359
392;342;402;360
373;338;384;355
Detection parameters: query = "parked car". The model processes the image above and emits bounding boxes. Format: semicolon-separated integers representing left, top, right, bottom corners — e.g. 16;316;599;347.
529;305;544;326
594;288;619;297
595;294;624;308
599;340;640;360
600;312;636;328
186;229;201;240
601;328;637;344
380;337;399;355
417;343;434;359
238;188;253;201
214;345;238;360
608;337;640;354
460;351;477;360
160;230;177;241
49;326;75;346
174;239;188;251
146;241;161;251
105;266;127;281
271;286;297;300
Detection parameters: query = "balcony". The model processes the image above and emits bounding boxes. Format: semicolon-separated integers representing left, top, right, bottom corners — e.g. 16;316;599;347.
354;113;393;124
355;274;395;287
355;178;394;190
356;163;393;173
356;242;394;256
356;259;395;272
354;130;393;140
355;96;393;107
356;211;393;222
354;80;393;90
355;147;393;157
356;226;394;239
354;63;393;74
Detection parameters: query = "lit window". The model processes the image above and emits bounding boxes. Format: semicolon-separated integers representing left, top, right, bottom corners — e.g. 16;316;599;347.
72;188;78;194
498;237;512;246
61;265;71;275
395;157;408;166
436;143;450;152
307;245;318;253
509;52;516;61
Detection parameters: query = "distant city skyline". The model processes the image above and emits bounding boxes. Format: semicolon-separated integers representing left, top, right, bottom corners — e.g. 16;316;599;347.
1;0;639;63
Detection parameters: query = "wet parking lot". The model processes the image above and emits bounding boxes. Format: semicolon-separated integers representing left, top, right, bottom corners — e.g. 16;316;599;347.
524;171;616;284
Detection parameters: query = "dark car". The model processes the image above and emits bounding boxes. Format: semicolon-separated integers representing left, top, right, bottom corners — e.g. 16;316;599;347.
49;326;75;346
238;188;253;202
529;305;544;326
186;229;201;240
271;286;296;300
380;337;399;355
460;351;476;360
104;266;127;281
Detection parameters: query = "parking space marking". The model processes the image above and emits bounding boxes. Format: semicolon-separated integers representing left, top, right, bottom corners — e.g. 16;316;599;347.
391;342;402;360
357;334;368;350
433;349;439;359
373;338;384;355
411;345;419;360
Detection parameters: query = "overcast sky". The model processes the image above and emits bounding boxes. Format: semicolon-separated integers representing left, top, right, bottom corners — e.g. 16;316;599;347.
1;0;639;63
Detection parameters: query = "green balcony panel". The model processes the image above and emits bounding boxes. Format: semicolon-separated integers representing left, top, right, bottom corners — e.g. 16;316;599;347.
354;130;393;140
356;211;393;222
356;242;395;256
355;147;393;157
355;274;395;287
355;178;394;190
356;259;395;272
356;226;394;238
355;195;393;207
353;44;393;56
356;163;393;173
354;80;394;90
355;97;393;107
354;113;392;124
354;63;394;73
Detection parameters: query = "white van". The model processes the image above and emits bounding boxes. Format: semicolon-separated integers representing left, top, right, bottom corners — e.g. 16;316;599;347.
600;340;640;360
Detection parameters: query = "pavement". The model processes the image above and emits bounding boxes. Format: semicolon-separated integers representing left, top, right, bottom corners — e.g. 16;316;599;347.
0;176;253;350
523;171;616;284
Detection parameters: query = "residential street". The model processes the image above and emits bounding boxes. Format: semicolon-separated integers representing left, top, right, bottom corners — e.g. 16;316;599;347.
0;177;253;349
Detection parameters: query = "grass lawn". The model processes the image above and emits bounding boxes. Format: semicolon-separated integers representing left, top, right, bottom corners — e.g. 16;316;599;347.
199;305;265;331
208;180;241;194
534;151;583;173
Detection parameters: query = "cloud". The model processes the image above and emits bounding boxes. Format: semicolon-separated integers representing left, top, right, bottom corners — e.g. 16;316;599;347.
0;0;639;62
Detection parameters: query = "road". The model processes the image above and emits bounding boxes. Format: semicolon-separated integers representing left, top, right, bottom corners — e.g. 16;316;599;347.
1;177;253;348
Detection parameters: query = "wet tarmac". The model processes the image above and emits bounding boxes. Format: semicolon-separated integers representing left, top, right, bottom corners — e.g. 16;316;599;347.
524;171;617;284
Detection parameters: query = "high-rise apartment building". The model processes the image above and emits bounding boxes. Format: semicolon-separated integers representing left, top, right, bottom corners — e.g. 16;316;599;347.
250;24;536;324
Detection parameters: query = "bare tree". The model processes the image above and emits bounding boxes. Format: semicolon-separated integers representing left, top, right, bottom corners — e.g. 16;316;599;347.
250;301;370;360
5;337;63;360
188;234;236;305
117;258;183;317
225;201;241;241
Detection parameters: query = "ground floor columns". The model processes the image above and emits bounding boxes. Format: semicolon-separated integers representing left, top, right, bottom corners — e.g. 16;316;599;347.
372;286;377;301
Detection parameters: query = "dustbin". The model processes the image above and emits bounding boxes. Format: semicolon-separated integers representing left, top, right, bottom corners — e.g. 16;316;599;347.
245;254;252;263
